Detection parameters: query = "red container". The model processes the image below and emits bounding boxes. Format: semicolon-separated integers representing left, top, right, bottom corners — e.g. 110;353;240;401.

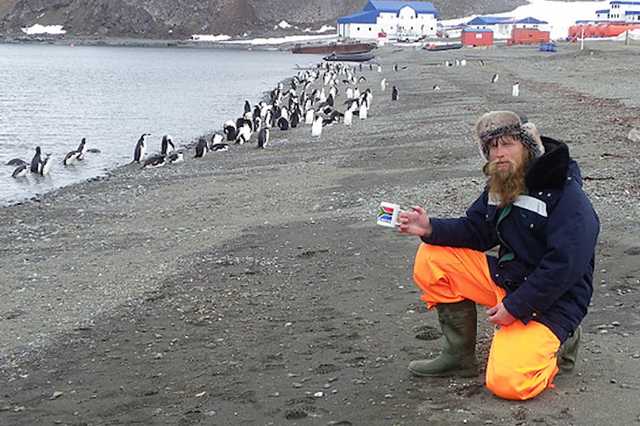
461;29;494;47
510;28;550;44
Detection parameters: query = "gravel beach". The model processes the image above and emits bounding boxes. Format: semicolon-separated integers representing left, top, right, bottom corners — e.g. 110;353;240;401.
1;41;639;425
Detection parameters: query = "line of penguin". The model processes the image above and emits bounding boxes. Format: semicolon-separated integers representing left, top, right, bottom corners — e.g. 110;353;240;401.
7;57;516;179
125;60;401;169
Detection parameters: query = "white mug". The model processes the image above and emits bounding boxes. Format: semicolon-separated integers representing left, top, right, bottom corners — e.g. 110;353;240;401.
377;202;402;228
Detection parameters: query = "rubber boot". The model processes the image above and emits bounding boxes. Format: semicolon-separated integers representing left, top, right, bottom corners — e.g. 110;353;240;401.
408;299;478;378
557;325;581;373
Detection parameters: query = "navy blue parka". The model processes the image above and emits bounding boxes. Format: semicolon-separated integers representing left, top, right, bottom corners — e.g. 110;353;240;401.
422;137;600;343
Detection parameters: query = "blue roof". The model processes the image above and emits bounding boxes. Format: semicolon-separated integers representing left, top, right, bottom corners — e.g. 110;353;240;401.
363;1;438;16
463;28;493;33
466;16;513;25
596;9;610;13
610;1;640;4
515;17;548;24
627;10;640;14
337;10;379;24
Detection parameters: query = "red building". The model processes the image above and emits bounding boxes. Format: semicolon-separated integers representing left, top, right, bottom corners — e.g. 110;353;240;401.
510;28;551;44
461;28;494;47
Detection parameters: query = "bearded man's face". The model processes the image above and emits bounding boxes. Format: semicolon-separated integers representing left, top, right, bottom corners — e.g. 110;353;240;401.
484;135;531;207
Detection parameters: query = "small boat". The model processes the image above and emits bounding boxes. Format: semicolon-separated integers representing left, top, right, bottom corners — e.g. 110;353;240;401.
323;51;375;62
423;42;463;51
292;41;376;54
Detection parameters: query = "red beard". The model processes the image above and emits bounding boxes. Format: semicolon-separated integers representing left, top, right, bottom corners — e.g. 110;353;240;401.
483;156;529;208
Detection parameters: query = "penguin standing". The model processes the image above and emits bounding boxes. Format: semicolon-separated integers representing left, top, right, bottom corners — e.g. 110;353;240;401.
377;65;382;73
433;85;441;92
391;85;399;101
244;100;251;114
344;108;353;126
305;109;315;125
290;110;300;128
380;78;387;92
311;115;323;138
30;146;42;173
512;81;520;97
210;133;224;149
38;154;52;176
257;127;270;149
491;73;500;83
133;133;150;163
359;103;368;120
75;138;87;160
194;137;208;158
12;164;28;178
161;135;175;155
223;121;237;141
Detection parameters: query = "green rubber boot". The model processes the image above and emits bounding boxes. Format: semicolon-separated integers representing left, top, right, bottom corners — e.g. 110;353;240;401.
409;299;478;378
557;325;581;373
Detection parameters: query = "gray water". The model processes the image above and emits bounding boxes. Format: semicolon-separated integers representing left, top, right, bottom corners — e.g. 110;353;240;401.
0;44;320;205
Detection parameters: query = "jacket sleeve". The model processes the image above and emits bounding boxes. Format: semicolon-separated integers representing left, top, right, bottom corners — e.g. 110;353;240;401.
421;191;498;252
503;184;600;321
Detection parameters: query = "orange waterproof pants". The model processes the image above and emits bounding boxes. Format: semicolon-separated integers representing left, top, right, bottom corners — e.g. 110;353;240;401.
412;243;561;401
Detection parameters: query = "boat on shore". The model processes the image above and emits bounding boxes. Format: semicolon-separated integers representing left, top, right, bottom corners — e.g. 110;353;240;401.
323;51;375;62
423;42;463;51
292;41;376;54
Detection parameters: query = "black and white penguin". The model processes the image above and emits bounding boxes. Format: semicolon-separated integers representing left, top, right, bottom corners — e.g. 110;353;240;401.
63;147;82;166
167;151;184;164
30;146;42;173
491;73;500;83
235;124;252;145
257;127;270;149
380;78;387;92
161;135;175;155
290;110;300;128
75;138;87;160
142;154;166;169
244;100;251;114
311;115;323;137
223;120;237;141
357;76;367;83
194;137;208;158
277;117;290;131
211;143;229;152
512;81;520;97
133;133;150;163
393;64;399;72
210;133;224;149
6;158;27;167
38;154;52;176
12;164;28;178
433;84;441;92
391;85;399;101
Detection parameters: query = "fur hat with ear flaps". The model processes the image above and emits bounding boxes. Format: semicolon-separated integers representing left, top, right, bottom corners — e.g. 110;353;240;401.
474;111;545;161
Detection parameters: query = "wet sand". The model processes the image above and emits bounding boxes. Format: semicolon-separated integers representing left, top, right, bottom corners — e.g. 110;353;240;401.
1;40;639;425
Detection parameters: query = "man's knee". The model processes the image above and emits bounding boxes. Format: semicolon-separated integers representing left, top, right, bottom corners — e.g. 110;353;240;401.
486;364;552;401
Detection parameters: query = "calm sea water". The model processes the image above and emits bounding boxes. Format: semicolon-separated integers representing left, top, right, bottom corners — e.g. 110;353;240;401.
0;44;320;205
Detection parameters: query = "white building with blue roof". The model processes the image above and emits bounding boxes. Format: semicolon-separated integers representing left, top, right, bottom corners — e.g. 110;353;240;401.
466;16;549;39
594;0;640;22
337;0;439;40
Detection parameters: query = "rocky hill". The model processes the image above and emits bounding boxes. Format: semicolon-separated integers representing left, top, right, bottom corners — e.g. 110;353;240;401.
0;0;527;39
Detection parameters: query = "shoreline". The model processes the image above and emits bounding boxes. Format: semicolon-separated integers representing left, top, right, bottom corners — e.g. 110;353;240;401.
1;42;640;424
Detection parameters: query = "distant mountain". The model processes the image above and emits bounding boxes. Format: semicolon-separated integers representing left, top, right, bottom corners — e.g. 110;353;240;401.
0;0;528;39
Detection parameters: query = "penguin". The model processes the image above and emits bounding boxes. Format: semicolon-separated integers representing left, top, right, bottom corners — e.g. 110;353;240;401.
161;135;175;155
235;124;252;144
223;121;237;141
433;85;441;92
491;73;500;83
167;151;184;164
380;78;387;92
211;143;229;152
290;110;300;128
393;64;398;72
244;100;251;114
377;65;382;73
194;137;208;158
142;154;166;169
344;108;353;126
512;81;520;97
38;154;52;176
305;109;315;125
277;116;290;131
460;59;467;66
357;76;367;83
210;133;224;149
257;127;270;149
12;164;28;178
63;147;82;166
358;103;368;119
479;59;486;67
391;85;399;101
311;115;323;137
75;138;87;160
346;87;354;99
6;158;27;167
133;133;150;163
30;146;42;173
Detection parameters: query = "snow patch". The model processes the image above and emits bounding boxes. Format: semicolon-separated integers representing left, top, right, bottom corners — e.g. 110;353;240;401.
440;0;609;40
276;20;292;29
221;34;337;45
191;34;232;42
21;24;66;35
315;25;336;33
